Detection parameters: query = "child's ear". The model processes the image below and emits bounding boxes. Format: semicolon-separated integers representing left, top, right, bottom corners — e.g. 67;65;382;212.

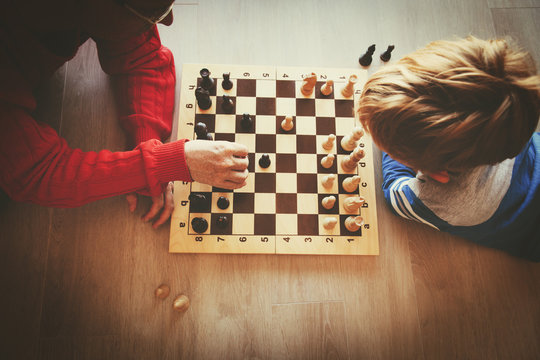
427;170;450;183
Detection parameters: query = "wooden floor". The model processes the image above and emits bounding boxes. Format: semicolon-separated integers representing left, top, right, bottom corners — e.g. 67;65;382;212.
1;0;539;359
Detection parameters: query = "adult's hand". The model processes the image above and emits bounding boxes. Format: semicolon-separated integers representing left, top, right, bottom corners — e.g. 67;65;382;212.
126;181;174;229
184;140;249;189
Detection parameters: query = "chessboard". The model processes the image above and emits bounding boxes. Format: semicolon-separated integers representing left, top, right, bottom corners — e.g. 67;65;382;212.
169;64;379;255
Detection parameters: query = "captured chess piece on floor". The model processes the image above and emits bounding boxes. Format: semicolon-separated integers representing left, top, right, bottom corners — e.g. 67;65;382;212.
359;44;376;66
380;45;395;62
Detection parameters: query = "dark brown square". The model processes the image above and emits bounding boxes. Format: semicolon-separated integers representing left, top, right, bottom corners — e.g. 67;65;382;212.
317;154;337;173
255;173;276;193
275;154;297;173
318;194;340;214
276;116;296;134
256;98;276;115
296;135;316;153
211;214;233;235
254;214;276;235
297;214;319;235
276;194;297;214
335;99;355;117
194;114;216;136
340;215;363;236
315;81;334;99
247;152;256;173
216;95;236;114
315;117;336;135
276;80;296;97
236;79;256;96
215;133;235;142
233;193;255;213
197;77;217;96
255;134;276;153
189;192;212;213
296;99;316;116
296;174;318;193
235;114;256;133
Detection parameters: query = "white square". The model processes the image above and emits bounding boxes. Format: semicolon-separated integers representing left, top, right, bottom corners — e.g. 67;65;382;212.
216;79;237;97
255;153;276;172
276;134;297;154
295;79;315;99
295;116;316;135
276;214;298;235
256;79;276;97
319;214;340;235
296;154;318;173
276;97;296;116
297;193;319;214
235;96;256;115
212;192;233;213
315;99;335;117
335;117;356;136
214;114;236;133
233;213;254;234
191;182;212;192
235;133;256;153
255;193;276;213
317;173;339;193
255;115;277;134
276;173;297;193
316;134;337;154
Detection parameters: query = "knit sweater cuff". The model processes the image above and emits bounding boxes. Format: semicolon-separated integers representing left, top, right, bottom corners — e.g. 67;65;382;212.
153;139;192;183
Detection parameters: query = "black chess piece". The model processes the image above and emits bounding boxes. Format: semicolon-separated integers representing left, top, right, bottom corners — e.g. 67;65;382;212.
359;44;376;66
216;215;229;229
221;95;234;113
200;68;214;90
189;193;207;212
191;217;208;233
195;86;212;110
222;72;233;90
217;196;230;210
259;153;271;168
380;45;395;62
241;113;252;130
195;122;207;139
205;133;213;141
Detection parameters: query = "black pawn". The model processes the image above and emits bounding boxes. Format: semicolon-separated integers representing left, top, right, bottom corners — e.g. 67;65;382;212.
206;133;213;141
222;95;234;113
359;44;376;66
259;153;271;168
189;193;207;212
241;113;253;130
217;196;230;210
380;45;395;62
222;72;233;90
216;215;229;229
191;217;208;234
195;122;207;139
200;68;214;90
195;86;212;110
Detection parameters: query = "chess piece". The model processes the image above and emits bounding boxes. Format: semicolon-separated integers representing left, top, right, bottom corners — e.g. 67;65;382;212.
344;216;364;232
222;95;234;113
241;113;253;130
194;122;207;139
281;116;294;131
200;68;214;90
205;133;213;141
322;134;336;150
301;72;317;96
259;154;271;168
216;215;229;228
195;86;212;110
341;74;358;98
217;196;230;210
343;196;365;212
359;44;376;66
322;217;338;230
222;72;233;90
154;284;170;299
172;294;190;312
189;193;207;212
320;80;334;96
380;45;395;62
341;146;366;172
343;175;361;192
321;196;336;210
320;154;335;168
321;174;336;189
340;127;364;151
191;217;208;234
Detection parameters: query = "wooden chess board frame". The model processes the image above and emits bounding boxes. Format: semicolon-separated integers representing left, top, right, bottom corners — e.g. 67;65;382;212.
169;64;379;255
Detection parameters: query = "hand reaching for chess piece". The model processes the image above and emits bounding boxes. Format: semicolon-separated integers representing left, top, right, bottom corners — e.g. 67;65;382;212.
184;140;249;189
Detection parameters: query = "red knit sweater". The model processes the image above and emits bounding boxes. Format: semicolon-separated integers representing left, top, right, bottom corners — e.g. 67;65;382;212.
0;13;191;207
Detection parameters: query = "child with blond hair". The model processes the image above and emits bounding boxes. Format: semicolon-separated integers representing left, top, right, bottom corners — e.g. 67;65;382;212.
358;36;540;261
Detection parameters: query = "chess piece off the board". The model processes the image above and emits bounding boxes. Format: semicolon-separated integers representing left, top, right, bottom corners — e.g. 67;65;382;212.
155;284;170;299
359;44;376;66
380;45;395;62
173;295;190;313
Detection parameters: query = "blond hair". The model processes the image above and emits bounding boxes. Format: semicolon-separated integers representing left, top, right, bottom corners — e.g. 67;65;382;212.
358;36;540;173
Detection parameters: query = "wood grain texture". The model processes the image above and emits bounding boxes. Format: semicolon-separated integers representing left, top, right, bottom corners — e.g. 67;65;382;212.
0;1;539;359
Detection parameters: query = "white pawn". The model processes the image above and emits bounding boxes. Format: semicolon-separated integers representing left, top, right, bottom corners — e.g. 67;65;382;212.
320;154;335;168
321;174;336;189
341;147;365;172
341;127;364;151
344;216;364;232
343;175;361;192
321;195;336;210
320;80;334;96
341;74;358;98
301;73;317;96
281;116;294;131
343;196;365;213
322;134;336;151
322;217;338;230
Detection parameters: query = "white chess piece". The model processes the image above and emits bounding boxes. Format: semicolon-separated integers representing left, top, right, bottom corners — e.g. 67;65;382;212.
341;74;357;98
340;127;364;151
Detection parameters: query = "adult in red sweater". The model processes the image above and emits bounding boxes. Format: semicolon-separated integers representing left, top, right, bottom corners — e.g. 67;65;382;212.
0;0;249;228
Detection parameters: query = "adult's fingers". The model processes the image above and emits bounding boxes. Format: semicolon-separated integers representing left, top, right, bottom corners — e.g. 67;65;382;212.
152;182;175;229
142;194;164;222
126;193;138;212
